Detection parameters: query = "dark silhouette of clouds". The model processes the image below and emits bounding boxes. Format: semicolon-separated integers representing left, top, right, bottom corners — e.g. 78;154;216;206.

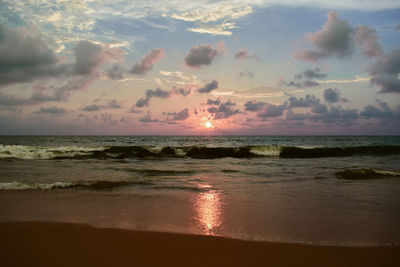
198;80;218;93
34;106;68;114
295;12;354;61
184;44;220;68
167;108;189;121
207;100;240;119
130;48;164;75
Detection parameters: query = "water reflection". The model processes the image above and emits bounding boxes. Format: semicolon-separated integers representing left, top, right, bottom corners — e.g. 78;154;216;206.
194;184;223;235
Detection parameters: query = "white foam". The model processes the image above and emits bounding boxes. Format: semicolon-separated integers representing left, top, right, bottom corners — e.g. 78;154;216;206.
0;145;105;159
249;146;282;156
0;181;76;190
373;169;400;176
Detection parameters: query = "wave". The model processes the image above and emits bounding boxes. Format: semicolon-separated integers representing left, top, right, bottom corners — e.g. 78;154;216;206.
0;180;154;190
335;169;400;180
1;144;400;160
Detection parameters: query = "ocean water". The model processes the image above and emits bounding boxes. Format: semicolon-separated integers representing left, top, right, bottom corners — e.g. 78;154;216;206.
0;136;400;246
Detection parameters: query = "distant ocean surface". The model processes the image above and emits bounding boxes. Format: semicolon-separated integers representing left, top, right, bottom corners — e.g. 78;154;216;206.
1;136;400;246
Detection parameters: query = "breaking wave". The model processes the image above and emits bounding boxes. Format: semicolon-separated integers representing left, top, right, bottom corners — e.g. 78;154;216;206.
1;144;400;160
335;169;400;180
0;180;154;190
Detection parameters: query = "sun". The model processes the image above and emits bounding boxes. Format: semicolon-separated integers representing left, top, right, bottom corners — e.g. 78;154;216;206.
205;121;213;128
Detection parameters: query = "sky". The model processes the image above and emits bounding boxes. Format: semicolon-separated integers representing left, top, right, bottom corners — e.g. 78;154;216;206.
0;0;399;135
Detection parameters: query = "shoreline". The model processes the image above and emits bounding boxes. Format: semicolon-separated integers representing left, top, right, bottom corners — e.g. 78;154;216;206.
1;221;399;267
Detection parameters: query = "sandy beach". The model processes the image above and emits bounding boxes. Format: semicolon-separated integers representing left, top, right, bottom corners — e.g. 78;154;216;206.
0;221;398;267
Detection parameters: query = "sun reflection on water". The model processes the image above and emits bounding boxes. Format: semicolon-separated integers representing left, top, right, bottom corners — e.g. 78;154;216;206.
194;185;223;235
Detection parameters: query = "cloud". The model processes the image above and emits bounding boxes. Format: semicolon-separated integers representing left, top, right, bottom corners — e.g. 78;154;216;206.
302;68;327;79
82;104;104;112
257;103;287;118
167;108;190;121
106;64;126;80
135;88;171;108
139;112;160;123
187;22;237;36
354;25;383;58
207;98;221;105
317;76;370;84
295;12;354;61
82;99;122;111
286;106;359;123
34;106;68;114
207;100;241;119
169;3;252;36
130;48;164;75
146;88;170;98
108;99;122;109
278;68;326;88
369;49;400;93
244;101;266;112
360;101;399;119
198;80;219;94
0;24;63;86
184;44;221;68
159;70;201;85
324;88;341;103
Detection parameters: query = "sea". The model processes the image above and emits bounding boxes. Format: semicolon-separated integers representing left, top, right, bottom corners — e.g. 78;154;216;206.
0;135;399;246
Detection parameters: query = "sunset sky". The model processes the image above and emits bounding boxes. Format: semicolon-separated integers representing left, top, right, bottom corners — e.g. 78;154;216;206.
0;0;399;135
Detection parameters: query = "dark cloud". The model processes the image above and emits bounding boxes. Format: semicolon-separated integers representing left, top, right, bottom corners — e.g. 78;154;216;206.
170;86;192;97
286;106;359;123
0;24;64;86
324;88;340;103
207;98;221;105
369;49;400;93
295;12;354;61
257;103;286;118
311;102;328;114
135;88;171;108
207;100;240;119
135;97;150;108
279;68;326;88
184;44;220;68
198;80;218;93
34;106;68;114
108;99;122;109
288;95;319;108
167;108;189;121
146;88;170;98
0;23;124;107
302;80;320;87
396;25;400;31
106;64;126;80
354;25;383;58
73;41;103;75
139;112;160;123
0;93;35;107
130;48;164;75
244;101;266;112
302;68;327;79
360;101;399;119
82;104;103;111
128;106;143;113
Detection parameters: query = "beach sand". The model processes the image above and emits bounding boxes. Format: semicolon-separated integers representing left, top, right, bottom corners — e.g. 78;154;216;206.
0;222;398;267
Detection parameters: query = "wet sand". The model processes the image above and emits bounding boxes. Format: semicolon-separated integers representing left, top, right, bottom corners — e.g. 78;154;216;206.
0;222;398;267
